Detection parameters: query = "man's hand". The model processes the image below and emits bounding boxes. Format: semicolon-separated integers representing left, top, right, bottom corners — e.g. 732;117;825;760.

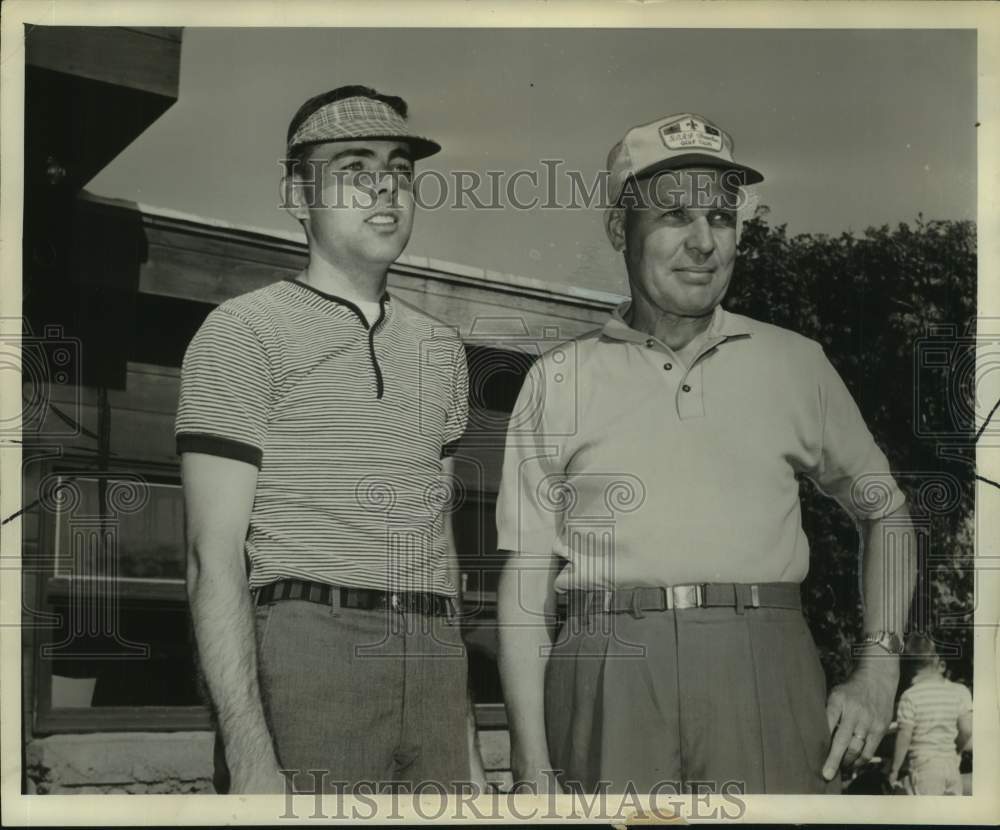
229;753;285;794
822;662;899;781
824;508;914;782
465;701;489;794
183;453;279;797
497;550;565;796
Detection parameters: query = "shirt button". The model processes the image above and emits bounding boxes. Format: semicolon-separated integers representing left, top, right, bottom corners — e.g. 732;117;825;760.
645;338;655;348
663;362;673;371
682;384;692;392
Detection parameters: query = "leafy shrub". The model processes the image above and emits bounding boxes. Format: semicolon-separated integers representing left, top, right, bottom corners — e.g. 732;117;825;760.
727;216;976;687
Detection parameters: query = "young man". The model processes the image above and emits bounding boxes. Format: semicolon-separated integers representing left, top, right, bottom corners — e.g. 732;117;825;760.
496;112;916;794
177;86;481;794
889;636;973;795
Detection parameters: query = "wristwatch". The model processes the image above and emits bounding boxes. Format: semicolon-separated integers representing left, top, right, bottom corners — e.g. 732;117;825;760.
860;631;905;655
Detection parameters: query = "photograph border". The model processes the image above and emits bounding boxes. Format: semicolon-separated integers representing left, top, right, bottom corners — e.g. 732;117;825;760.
2;0;998;824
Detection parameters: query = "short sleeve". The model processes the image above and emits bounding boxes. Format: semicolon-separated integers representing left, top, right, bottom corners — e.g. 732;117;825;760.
175;307;272;468
957;684;973;715
809;347;906;521
896;691;916;727
442;341;470;456
495;358;566;555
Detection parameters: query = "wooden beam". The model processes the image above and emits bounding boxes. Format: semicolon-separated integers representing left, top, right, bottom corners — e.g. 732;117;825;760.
134;223;612;347
122;27;183;43
70;194;624;350
26;26;181;100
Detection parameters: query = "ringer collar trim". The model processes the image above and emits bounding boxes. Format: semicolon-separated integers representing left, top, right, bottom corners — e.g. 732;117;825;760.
285;276;392;331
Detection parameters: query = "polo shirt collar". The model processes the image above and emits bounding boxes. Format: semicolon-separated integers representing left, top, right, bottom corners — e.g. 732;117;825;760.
602;301;752;345
286;276;393;330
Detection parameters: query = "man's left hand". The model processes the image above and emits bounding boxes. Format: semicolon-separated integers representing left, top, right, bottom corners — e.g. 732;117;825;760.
822;664;898;781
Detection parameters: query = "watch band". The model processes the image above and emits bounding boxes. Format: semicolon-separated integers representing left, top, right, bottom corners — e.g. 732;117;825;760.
860;630;905;655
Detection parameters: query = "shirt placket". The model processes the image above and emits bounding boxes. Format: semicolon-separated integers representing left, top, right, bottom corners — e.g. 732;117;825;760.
641;335;726;420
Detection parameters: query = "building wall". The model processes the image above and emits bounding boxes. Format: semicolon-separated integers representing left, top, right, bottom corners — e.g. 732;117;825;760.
26;733;214;795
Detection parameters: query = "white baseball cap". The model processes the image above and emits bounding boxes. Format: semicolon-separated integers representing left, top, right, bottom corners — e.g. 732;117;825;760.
607;112;763;205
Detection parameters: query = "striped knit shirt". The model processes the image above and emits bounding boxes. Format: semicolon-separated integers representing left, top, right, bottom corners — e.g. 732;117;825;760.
175;277;469;596
896;675;973;763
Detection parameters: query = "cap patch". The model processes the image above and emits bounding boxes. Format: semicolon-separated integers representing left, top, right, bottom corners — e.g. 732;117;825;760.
659;116;723;152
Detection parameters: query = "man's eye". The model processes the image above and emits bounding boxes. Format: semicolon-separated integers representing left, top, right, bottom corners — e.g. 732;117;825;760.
662;208;687;220
709;211;736;226
341;161;365;172
391;164;414;179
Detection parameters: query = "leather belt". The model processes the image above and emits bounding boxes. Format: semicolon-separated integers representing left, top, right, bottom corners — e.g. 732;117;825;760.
254;579;454;617
559;582;801;616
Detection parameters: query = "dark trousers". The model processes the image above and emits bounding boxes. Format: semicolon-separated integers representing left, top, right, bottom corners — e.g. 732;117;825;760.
215;598;470;793
545;605;841;794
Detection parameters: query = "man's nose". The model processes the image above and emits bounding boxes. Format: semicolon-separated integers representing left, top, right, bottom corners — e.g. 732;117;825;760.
684;215;715;256
374;169;397;196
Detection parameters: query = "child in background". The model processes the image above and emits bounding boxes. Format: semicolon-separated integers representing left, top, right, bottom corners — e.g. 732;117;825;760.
889;635;972;795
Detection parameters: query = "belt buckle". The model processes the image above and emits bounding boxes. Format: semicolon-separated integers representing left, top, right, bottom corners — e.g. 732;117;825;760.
389;592;401;612
671;584;703;610
602;591;613;614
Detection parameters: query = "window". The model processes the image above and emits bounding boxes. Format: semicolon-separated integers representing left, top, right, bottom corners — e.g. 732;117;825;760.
31;460;210;733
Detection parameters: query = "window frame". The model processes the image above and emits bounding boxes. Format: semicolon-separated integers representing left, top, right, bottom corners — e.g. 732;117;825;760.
31;454;211;735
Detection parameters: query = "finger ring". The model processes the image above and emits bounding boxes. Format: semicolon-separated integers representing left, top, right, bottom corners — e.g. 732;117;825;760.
851;732;865;742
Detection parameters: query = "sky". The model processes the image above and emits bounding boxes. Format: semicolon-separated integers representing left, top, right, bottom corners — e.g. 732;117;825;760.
88;27;977;295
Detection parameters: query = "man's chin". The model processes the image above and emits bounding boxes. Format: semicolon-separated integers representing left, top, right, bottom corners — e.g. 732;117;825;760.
364;237;410;264
674;284;729;316
660;292;722;319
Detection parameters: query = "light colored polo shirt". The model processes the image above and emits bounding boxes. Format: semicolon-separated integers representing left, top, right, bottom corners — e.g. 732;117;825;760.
897;674;972;763
496;302;905;590
176;278;469;595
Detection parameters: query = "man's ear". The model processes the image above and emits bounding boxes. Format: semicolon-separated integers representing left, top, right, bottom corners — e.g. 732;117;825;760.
605;207;626;252
282;173;311;222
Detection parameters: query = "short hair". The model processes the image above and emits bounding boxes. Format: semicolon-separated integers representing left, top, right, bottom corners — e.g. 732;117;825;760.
906;633;944;670
284;85;409;176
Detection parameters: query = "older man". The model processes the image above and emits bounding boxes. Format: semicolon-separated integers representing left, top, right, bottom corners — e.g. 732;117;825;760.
496;112;915;794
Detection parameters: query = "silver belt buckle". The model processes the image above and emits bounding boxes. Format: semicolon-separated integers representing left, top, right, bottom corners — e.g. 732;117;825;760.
389;592;401;612
672;584;703;610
